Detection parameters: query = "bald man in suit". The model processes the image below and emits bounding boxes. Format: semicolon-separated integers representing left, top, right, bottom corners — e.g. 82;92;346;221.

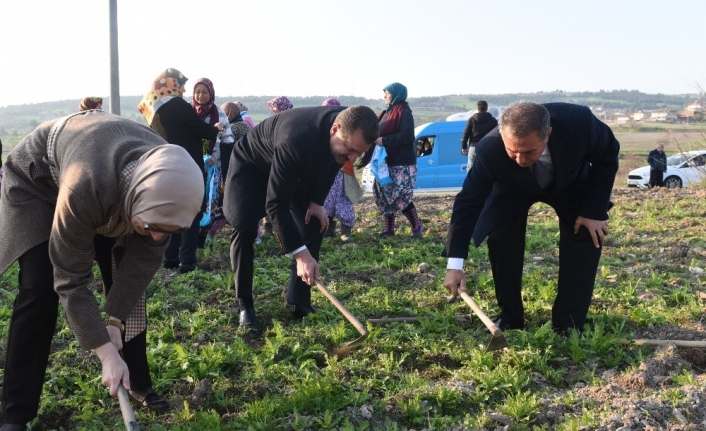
443;102;619;334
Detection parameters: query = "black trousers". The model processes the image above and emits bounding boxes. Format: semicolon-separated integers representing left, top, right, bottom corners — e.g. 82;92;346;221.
1;239;151;425
220;142;235;184
486;208;602;330
164;211;202;265
225;161;322;307
648;170;664;188
93;235;152;389
165;170;207;265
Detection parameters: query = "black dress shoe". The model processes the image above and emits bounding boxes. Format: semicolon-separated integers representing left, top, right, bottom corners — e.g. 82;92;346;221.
128;387;170;413
163;258;180;269
0;424;27;431
179;263;197;274
288;303;317;320
493;317;525;331
239;309;262;336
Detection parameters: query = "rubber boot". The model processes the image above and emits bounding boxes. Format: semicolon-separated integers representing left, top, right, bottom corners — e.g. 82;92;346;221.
378;215;395;237
340;224;352;242
402;203;423;238
324;217;336;238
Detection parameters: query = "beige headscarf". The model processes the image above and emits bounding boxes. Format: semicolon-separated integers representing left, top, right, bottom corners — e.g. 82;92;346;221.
124;144;204;230
221;102;241;123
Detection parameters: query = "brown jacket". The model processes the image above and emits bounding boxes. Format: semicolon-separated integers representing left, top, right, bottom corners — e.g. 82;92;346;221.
0;111;169;350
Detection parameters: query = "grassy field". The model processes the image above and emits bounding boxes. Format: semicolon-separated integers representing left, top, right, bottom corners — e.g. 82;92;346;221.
1;186;705;430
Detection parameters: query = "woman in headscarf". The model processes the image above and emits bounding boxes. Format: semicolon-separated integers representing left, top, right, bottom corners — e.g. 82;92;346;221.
78;97;103;111
138;68;225;273
364;82;422;237
234;101;256;128
321;98;361;241
188;78;234;248
0;111;203;429
267;95;293;114
221;101;252;181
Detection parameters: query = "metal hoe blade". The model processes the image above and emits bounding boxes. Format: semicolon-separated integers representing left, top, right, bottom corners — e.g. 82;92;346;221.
459;292;509;352
485;331;510;352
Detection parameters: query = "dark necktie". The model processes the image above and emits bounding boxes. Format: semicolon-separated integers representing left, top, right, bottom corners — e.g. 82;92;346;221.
533;160;554;190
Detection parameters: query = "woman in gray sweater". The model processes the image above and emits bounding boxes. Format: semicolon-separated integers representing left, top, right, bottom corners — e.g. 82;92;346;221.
0;111;203;430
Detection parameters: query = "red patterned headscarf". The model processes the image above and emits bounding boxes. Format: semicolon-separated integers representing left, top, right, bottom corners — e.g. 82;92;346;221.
191;77;219;127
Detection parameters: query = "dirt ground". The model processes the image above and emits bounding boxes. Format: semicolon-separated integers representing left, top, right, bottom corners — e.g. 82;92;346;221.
353;189;706;431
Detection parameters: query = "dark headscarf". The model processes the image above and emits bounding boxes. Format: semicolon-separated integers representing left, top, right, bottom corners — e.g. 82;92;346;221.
191;78;219;126
78;97;103;111
383;82;408;111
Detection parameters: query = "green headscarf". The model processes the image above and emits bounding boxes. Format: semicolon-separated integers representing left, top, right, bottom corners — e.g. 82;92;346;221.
383;82;408;111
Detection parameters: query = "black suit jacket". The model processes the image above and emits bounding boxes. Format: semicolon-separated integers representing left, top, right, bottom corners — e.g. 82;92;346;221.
231;106;345;253
446;103;620;259
151;97;219;173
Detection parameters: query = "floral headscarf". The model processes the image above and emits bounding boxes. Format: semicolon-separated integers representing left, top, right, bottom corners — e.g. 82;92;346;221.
137;68;188;125
383;82;408;111
321;98;341;106
268;96;293;113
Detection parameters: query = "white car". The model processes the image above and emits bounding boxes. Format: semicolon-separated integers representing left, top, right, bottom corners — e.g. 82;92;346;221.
627;150;706;189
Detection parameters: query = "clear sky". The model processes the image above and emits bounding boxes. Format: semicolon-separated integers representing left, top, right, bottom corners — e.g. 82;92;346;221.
1;0;704;108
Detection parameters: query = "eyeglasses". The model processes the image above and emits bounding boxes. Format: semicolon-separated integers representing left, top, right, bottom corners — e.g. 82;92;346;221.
143;222;188;234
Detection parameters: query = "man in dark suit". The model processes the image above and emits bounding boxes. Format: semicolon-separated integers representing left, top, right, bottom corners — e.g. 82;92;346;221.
443;102;619;333
646;143;667;188
223;105;379;335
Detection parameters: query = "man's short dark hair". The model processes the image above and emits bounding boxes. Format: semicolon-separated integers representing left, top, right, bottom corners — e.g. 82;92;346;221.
336;105;379;144
477;100;488;112
499;102;551;140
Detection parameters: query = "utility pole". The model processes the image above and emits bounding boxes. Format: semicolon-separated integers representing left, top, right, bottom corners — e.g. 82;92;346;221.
109;0;120;115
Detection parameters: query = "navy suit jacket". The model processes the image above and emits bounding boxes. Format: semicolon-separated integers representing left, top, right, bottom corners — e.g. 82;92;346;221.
445;103;620;259
227;106;345;254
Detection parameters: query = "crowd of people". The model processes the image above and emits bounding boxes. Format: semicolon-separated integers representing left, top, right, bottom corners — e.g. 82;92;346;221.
0;67;621;429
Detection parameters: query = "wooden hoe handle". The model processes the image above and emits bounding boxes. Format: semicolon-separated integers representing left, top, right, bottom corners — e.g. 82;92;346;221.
316;282;368;336
459;291;503;338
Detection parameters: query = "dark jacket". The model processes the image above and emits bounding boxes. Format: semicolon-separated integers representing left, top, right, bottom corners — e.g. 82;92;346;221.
227;106;344;254
446;103;620;258
380;103;416;166
461;111;498;150
647;149;667;172
151;97;219;173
